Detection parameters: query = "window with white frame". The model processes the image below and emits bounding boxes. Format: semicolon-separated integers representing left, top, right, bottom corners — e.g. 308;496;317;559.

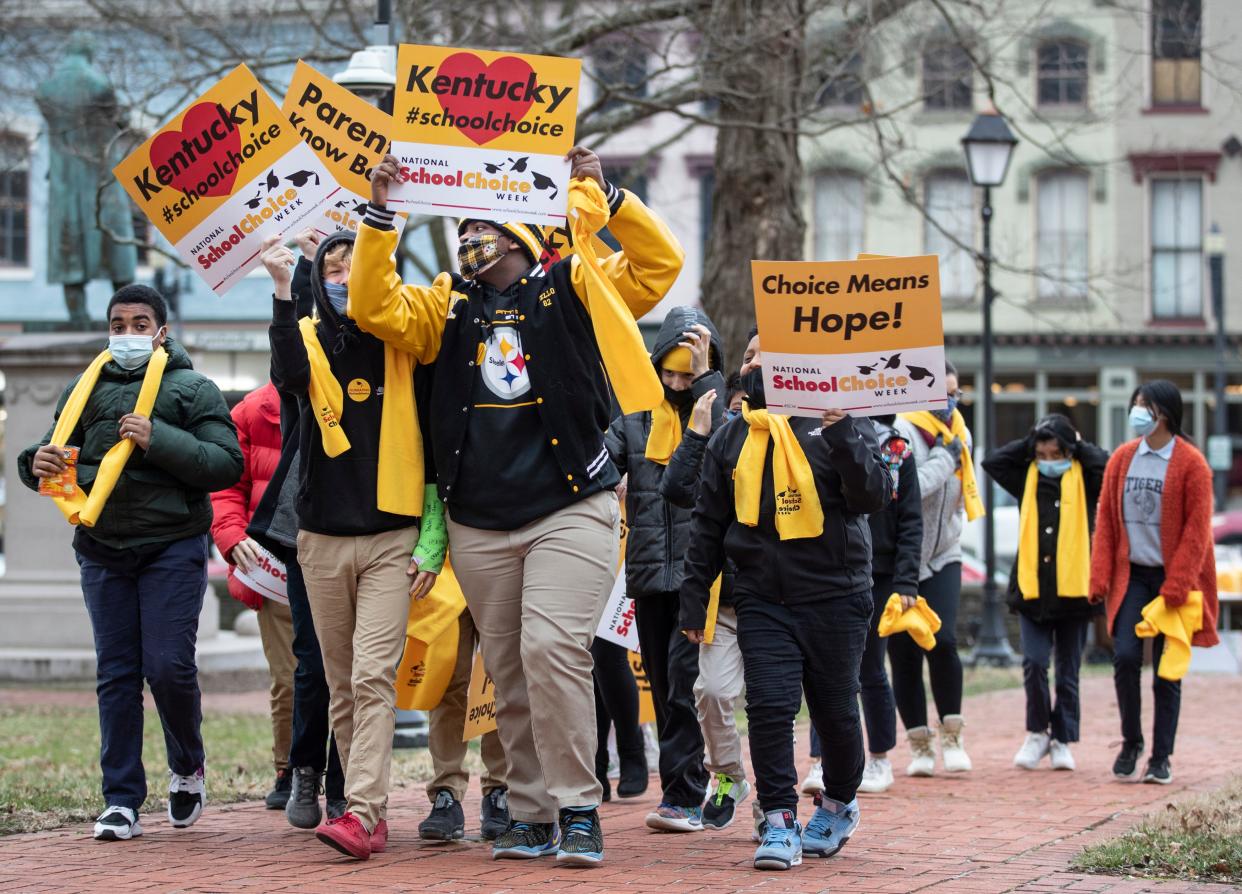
924;172;975;300
1151;178;1202;318
0;133;29;267
813;172;864;261
922;42;972;110
1037;40;1088;106
1152;0;1201;107
1036;170;1089;302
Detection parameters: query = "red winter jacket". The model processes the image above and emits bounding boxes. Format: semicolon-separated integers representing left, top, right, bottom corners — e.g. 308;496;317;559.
1089;436;1219;648
210;383;283;610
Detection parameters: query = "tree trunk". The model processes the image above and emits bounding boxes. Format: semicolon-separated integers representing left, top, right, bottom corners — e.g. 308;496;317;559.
698;0;807;369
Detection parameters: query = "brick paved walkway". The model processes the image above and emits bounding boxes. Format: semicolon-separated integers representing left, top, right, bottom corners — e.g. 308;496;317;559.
1;673;1239;893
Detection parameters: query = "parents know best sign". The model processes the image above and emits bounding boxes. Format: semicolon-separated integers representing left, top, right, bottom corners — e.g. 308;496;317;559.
114;64;339;295
386;43;581;226
751;255;948;417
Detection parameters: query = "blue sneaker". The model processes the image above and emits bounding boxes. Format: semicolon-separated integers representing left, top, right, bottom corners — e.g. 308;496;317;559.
803;796;860;858
753;810;802;870
492;820;560;859
644;802;704;832
557;807;604;865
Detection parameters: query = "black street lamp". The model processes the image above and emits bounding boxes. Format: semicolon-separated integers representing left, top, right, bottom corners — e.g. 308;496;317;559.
962;108;1018;667
334;0;396;113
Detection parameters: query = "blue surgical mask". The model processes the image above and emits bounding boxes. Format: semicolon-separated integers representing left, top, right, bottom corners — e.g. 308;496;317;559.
1037;458;1072;478
724;408;741;421
1129;406;1156;437
109;330;162;370
933;395;958;423
323;281;349;315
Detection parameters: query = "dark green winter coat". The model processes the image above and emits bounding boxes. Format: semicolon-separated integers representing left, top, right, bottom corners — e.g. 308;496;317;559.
18;338;243;550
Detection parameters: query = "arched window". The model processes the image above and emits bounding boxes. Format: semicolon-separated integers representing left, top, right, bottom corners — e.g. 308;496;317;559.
815;51;864;109
922;42;972;110
1037;40;1088;106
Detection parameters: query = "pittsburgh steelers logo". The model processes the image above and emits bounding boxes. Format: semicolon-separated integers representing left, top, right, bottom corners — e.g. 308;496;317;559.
481;326;531;400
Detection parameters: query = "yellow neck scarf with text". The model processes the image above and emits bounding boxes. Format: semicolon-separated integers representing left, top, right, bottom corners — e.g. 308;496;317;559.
567;179;663;415
902;409;985;521
47;347;168;527
298;317;423;517
644;401;683;465
1017;460;1090;600
735;403;823;540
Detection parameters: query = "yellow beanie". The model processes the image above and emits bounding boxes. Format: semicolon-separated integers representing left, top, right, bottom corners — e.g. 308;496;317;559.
661;346;693;374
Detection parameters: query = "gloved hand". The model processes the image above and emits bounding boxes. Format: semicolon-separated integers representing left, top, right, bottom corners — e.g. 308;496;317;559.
934;433;964;466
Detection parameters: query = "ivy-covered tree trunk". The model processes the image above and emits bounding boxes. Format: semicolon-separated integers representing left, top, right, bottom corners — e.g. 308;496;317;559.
698;0;808;368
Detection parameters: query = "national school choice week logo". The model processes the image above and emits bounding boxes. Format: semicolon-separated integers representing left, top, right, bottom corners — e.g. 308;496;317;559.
394;153;559;205
191;166;315;271
771;353;937;398
480;326;531;401
404;52;572;146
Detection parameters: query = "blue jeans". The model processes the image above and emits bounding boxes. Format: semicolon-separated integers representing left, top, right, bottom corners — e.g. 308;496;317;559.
1113;564;1181;760
739;591;870;812
1019;614;1089;742
77;534;209;811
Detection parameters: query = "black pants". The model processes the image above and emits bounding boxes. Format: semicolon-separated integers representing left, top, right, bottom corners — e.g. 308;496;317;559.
1019;613;1089;742
635;594;707;807
889;562;963;729
1113;564;1181;760
739;591;870;812
286;558;344;800
591;637;645;779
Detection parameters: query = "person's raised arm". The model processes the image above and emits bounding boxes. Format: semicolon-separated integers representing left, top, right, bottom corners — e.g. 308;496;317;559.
262;235;311;396
679;432;731;639
982;436;1033;501
822;412;891;515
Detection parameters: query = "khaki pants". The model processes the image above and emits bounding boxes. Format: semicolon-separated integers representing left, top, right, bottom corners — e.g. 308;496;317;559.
426;610;508;802
297;526;418;831
448;491;620;822
694;605;747;781
256;599;296;772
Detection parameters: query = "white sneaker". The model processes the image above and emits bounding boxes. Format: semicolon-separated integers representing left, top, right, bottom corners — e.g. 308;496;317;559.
1013;732;1051;770
1049;739;1076;771
93;806;143;841
939;716;972;773
168;768;207;828
906;726;936;777
800;761;825;796
857;757;894;793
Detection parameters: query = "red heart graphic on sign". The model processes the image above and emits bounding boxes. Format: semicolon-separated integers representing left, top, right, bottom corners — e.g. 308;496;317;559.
434;53;536;146
149;101;241;198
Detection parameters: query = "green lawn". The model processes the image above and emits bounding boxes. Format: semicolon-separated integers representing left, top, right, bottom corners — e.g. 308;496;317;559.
0;705;455;836
1073;776;1242;884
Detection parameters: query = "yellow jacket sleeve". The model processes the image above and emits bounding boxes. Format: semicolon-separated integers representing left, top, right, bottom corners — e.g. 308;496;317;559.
348;222;457;365
570;189;685;319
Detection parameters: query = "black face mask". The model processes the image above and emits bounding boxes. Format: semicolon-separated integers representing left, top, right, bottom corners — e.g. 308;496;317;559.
740;367;765;410
663;384;695;409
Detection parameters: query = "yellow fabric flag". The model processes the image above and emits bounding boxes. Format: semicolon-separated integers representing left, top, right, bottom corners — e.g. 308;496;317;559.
877;594;942;651
46;347;168;527
1017;461;1090;600
702;575;723;644
395;558;468;710
1136;591;1204;681
902;409;985;521
644;401;682;465
567;179;663;414
298;317;424;516
735;402;824;540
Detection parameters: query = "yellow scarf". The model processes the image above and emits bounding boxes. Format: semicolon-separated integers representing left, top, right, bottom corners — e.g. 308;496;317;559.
396;557;468;710
902;410;985;521
644;401;683;465
877;594;942;651
735;402;823;540
46;347;168;527
567;179;663;415
298;317;423;516
1136;591;1203;681
1017;461;1090;600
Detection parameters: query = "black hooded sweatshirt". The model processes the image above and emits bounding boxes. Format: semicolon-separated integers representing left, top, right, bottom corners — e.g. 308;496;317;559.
268;231;423;536
604;306;727;598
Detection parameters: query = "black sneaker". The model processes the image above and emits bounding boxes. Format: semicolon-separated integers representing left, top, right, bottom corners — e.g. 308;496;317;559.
1142;757;1173;785
168;768;206;828
617;752;649;799
93;806;143;841
265;769;292;810
480;787;511;841
326;798;347;820
493;820;559;859
419;789;465;841
557;808;604;865
702;774;752;830
285;767;323;829
1112;741;1144;779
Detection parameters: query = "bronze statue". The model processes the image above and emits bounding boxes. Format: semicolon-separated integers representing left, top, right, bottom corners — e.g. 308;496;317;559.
35;34;137;329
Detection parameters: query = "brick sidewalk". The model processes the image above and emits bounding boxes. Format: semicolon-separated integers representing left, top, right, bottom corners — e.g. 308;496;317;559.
1;673;1239;893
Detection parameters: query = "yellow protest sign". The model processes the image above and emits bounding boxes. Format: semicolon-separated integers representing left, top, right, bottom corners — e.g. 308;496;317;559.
463;648;498;741
387;43;582;226
114;64;340;294
281;61;407;238
750;256;947;417
628;650;656;725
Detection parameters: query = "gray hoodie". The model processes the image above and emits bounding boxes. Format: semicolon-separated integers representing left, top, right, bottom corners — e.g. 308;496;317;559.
893;416;974;581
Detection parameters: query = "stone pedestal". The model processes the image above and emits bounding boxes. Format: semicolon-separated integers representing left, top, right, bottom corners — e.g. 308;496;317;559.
0;333;259;681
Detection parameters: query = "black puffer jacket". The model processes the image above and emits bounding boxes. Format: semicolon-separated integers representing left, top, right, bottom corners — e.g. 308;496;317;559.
604;306;727;598
660;426;738;608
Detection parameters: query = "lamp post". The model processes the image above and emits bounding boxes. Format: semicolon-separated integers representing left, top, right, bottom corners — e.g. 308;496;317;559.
962;108;1018;667
333;0;397;112
1206;223;1230;506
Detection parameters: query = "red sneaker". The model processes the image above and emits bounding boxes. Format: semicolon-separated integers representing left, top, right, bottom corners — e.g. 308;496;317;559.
316;812;371;860
371;819;388;853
